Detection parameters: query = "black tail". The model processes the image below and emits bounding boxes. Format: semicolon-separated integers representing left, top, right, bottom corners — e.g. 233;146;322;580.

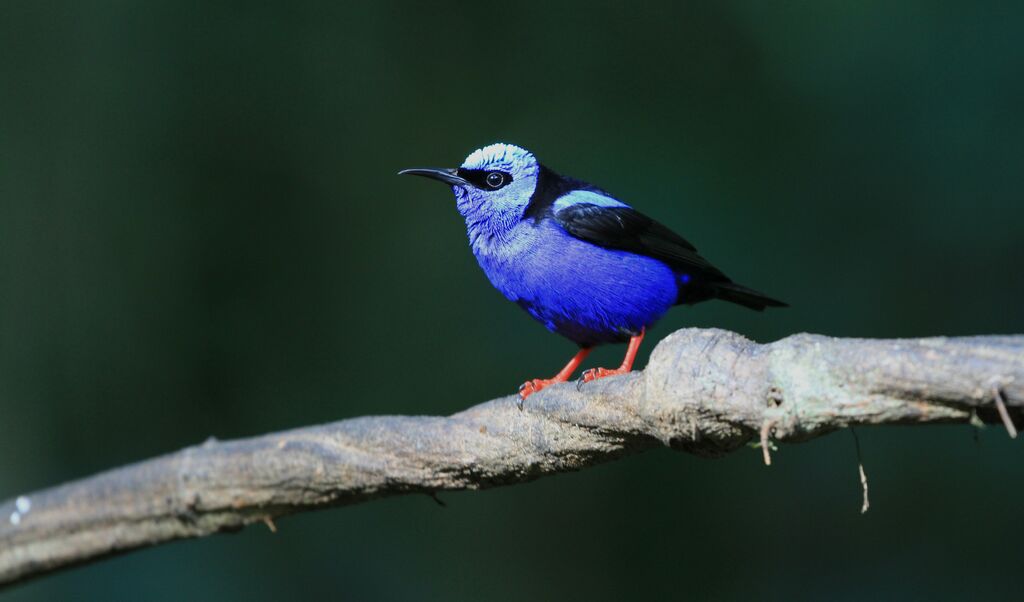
712;282;788;311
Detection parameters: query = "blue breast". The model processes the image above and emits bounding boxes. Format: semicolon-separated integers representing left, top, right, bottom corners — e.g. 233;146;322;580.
472;218;679;346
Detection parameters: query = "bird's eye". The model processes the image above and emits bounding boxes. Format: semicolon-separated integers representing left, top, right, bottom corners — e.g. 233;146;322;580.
485;172;506;189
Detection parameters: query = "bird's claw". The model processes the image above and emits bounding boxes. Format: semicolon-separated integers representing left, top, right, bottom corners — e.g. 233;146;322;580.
517;381;534;411
576;367;630;391
517;378;559;408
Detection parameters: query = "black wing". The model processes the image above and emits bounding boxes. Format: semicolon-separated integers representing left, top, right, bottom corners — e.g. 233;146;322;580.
553;203;727;279
553;202;787;310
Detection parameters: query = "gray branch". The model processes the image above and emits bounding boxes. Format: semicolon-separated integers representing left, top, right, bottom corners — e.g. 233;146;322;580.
2;328;1022;588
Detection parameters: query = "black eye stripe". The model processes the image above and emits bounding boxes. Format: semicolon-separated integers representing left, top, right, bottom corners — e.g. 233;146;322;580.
456;168;513;190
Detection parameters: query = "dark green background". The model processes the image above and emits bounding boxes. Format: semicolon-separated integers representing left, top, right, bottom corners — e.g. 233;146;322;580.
2;1;1023;600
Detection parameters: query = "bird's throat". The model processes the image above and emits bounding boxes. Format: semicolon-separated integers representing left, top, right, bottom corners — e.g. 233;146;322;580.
457;198;525;257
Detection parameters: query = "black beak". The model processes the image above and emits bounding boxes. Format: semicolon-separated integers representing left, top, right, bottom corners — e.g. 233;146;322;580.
397;167;469;187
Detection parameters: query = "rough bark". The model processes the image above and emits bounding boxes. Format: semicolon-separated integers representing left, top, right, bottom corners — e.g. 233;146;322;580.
2;328;1021;588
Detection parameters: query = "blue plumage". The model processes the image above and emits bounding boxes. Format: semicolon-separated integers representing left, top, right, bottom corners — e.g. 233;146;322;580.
480;215;678;346
400;143;785;399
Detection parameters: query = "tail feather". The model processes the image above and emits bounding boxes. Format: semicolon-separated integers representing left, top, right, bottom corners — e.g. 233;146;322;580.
712;282;788;311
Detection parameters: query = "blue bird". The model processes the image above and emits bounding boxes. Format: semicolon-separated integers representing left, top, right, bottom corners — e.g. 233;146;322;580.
400;143;786;402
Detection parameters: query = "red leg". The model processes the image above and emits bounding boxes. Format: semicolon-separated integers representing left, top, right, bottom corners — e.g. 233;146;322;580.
518;347;592;402
578;328;646;388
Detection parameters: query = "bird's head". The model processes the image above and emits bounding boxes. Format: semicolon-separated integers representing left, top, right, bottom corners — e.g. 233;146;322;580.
400;143;541;223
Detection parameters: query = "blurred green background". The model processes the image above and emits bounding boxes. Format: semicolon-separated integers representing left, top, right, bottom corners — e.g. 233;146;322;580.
2;1;1023;600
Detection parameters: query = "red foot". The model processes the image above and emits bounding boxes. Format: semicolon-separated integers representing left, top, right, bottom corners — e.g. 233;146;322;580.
518;378;559;401
577;366;632;389
576;328;646;391
516;347;593;408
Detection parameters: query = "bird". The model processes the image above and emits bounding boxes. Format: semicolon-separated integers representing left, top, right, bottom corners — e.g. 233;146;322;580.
399;143;786;404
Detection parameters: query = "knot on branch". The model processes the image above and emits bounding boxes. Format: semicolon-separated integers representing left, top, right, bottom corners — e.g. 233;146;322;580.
641;328;765;456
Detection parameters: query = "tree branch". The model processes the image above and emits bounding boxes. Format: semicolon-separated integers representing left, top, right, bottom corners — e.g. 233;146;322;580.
2;328;1022;588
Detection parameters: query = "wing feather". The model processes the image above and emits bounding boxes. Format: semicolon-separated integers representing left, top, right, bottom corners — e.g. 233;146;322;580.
553;202;726;279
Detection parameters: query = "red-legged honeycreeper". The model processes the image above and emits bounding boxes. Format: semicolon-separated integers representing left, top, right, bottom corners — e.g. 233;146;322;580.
400;143;786;404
